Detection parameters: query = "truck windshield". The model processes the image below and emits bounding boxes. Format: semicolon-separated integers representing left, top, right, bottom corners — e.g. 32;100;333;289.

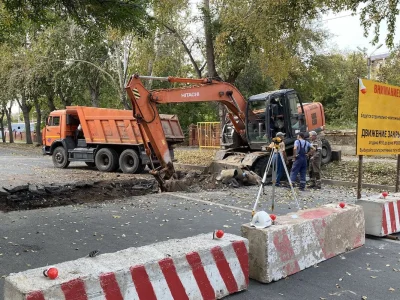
247;100;267;143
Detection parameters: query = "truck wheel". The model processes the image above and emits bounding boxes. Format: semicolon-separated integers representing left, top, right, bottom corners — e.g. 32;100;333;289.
321;139;332;165
52;146;70;168
119;149;144;174
253;155;272;182
95;148;119;172
85;162;96;168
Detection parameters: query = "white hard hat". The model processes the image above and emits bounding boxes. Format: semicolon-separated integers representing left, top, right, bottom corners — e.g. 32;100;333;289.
250;211;272;229
309;131;317;136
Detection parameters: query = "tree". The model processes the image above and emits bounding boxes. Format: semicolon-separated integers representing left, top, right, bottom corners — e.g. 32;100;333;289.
377;45;400;86
106;30;135;109
4;101;14;143
0;105;5;142
283;51;367;123
1;0;149;43
0;44;15;143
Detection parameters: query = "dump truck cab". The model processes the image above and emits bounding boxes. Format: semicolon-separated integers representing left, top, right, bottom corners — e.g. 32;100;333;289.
42;110;79;155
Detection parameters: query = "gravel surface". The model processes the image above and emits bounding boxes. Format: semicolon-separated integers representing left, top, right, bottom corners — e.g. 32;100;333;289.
0;143;152;189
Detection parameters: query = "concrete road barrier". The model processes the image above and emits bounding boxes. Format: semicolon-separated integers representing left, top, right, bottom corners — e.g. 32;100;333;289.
5;233;249;300
356;193;400;236
241;204;365;283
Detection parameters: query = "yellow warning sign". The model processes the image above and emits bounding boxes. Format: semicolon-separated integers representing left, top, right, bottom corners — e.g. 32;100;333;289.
357;78;400;155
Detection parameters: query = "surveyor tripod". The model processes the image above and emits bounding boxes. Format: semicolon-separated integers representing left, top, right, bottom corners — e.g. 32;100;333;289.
252;145;300;215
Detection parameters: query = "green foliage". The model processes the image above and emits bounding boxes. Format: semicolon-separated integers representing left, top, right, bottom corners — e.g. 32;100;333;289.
158;102;218;130
285;52;367;123
1;0;400;139
211;0;327;86
1;0;150;43
326;120;356;130
234;53;275;98
377;45;400;86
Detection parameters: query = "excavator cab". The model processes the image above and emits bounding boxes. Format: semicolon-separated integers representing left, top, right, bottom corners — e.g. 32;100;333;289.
245;89;306;150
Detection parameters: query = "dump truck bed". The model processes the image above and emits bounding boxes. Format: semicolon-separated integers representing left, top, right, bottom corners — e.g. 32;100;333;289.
65;106;184;145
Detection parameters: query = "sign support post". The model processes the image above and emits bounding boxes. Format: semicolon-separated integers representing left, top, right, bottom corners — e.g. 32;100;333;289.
357;156;363;199
396;155;400;193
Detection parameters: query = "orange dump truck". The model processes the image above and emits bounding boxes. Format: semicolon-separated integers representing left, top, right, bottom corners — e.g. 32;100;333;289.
42;106;184;173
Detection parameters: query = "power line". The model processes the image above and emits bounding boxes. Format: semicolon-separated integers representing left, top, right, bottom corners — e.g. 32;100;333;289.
321;13;355;22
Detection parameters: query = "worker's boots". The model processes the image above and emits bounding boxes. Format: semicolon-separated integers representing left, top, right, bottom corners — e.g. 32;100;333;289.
308;180;321;189
314;180;322;189
308;179;316;188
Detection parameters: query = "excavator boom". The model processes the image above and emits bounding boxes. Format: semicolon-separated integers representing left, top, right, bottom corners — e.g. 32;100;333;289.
125;74;248;190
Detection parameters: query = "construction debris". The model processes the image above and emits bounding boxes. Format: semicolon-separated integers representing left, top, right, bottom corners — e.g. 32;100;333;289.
161;168;262;192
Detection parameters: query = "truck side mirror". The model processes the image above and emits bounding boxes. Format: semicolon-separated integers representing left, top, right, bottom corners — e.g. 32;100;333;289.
66;115;72;125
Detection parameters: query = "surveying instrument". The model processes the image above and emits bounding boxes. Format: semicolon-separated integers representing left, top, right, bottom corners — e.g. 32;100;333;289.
252;136;300;216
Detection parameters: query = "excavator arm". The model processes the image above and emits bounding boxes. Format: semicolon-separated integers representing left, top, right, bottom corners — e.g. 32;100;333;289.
125;74;249;191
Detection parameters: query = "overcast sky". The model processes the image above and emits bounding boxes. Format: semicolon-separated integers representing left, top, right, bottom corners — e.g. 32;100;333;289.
322;10;400;55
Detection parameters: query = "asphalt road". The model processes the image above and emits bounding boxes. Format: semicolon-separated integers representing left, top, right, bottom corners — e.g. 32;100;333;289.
1;145;400;299
1;190;400;300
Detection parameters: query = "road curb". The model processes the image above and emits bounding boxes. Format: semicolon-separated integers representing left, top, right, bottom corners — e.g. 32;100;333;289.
321;179;395;191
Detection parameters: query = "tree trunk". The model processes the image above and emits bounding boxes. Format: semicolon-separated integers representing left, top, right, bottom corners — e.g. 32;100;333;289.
203;0;218;79
16;92;33;144
119;91;131;110
115;35;133;109
22;110;33;144
146;31;164;89
89;78;100;107
5;103;14;143
203;0;225;129
34;97;42;145
57;87;72;107
163;24;203;78
47;91;56;112
90;88;99;107
0;109;5;143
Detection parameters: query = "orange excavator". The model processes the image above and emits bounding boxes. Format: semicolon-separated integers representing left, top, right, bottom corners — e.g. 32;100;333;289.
125;75;331;191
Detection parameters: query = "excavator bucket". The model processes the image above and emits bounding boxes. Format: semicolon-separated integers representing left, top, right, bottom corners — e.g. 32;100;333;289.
149;162;175;192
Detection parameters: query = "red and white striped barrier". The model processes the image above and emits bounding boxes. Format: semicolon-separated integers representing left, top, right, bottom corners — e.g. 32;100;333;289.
5;233;249;300
241;204;365;283
356;193;400;236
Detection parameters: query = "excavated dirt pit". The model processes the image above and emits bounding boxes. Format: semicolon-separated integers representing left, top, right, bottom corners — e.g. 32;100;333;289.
0;170;257;212
0;178;159;212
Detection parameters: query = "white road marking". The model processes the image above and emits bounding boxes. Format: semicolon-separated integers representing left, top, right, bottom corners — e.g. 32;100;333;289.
169;193;252;213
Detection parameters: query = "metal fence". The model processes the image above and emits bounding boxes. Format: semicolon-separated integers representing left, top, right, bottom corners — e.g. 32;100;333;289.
197;122;221;149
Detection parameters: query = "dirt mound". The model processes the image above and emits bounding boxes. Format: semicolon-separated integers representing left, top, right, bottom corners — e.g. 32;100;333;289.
162;169;261;192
